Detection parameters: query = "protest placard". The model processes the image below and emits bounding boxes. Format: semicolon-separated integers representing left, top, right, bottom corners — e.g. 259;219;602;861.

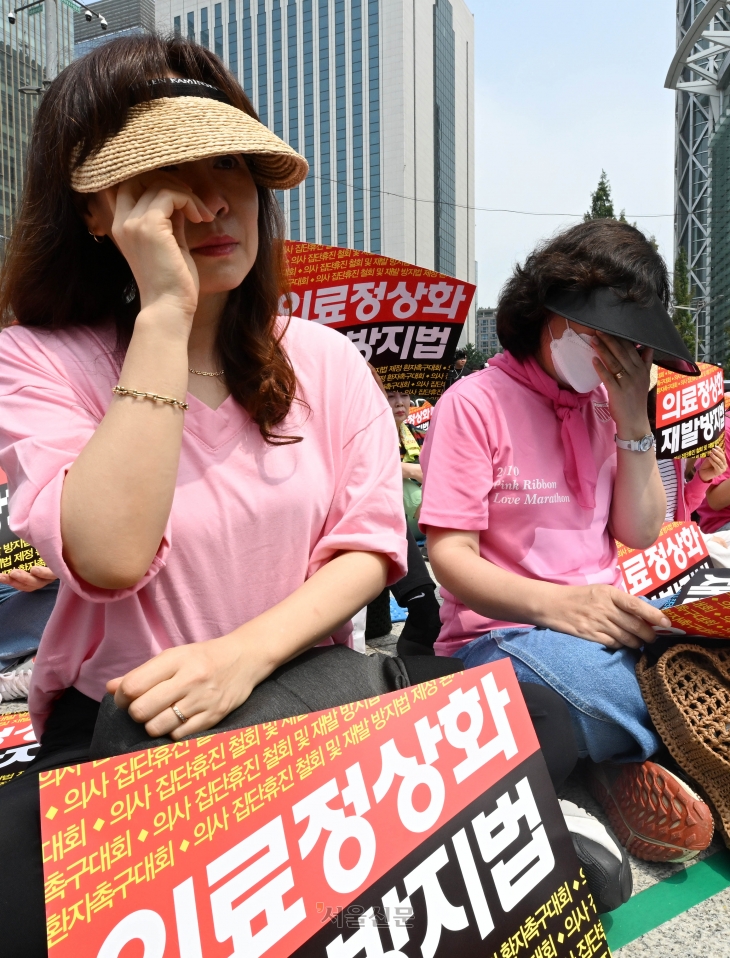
654;577;730;639
654;363;724;459
283;242;476;398
0;709;38;787
0;466;45;573
41;661;605;958
616;521;711;599
406;402;433;431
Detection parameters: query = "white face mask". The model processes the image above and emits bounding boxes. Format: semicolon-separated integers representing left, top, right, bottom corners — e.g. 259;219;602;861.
549;320;602;393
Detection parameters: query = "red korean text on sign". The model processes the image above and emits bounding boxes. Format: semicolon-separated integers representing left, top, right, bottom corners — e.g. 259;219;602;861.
617;521;710;599
41;660;540;958
406;402;433;429
655;363;725;459
283;242;475;398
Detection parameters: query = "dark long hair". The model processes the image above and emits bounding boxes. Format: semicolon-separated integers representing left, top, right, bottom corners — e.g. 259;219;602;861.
0;34;300;444
496;219;671;359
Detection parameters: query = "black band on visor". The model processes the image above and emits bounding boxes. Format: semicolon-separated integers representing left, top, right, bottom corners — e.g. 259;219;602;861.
142;77;232;106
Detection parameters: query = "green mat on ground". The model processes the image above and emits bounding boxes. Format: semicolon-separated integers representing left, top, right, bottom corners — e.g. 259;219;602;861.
600;849;730;951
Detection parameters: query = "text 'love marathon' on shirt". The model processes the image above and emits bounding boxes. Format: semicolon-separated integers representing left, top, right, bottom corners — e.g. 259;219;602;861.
39;661;602;958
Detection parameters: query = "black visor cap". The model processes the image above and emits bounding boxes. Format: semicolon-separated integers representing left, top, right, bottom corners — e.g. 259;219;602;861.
544;287;700;377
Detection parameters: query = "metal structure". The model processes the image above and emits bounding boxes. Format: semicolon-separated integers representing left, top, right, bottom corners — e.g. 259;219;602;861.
667;0;730;364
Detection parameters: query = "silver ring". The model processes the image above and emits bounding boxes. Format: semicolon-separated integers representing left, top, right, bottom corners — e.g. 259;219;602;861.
171;705;187;724
615;370;624;381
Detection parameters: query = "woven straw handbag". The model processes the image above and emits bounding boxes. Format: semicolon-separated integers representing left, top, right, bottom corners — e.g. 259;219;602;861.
636;644;730;846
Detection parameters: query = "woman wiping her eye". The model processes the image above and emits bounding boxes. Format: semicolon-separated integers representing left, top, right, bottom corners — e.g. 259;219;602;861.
0;35;407;951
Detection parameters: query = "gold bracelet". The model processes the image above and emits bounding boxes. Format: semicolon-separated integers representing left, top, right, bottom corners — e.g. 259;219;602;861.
112;385;189;410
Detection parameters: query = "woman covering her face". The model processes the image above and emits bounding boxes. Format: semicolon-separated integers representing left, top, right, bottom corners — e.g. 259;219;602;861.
419;220;716;866
0;36;406;948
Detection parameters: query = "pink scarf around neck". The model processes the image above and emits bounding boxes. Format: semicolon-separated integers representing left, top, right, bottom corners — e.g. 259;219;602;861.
489;351;599;510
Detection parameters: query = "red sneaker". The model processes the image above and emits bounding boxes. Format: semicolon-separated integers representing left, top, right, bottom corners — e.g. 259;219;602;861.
589;760;714;862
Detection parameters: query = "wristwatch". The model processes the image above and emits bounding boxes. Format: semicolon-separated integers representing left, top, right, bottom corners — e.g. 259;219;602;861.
614;433;656;453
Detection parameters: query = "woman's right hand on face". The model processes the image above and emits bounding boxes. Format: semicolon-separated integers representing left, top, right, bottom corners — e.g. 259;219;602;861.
107;176;215;320
544;583;672;651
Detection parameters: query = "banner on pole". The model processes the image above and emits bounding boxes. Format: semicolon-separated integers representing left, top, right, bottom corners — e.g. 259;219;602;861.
41;661;606;957
654;363;724;459
0;466;44;573
283;242;475;399
616;521;712;599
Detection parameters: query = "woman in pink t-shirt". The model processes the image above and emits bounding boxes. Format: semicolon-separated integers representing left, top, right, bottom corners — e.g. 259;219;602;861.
0;37;408;951
420;220;715;864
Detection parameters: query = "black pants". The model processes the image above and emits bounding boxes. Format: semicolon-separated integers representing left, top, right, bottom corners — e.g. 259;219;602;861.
390;527;433;605
366;527;434;639
0;682;577;956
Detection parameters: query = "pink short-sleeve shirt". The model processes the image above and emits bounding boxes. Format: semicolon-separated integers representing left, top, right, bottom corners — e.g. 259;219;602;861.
419;362;622;656
0;317;407;733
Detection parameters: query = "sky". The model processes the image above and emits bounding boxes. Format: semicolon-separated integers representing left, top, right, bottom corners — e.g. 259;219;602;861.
472;0;677;308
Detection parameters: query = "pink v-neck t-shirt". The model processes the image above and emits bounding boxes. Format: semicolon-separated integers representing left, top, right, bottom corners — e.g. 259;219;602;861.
0;318;407;734
419;362;622;656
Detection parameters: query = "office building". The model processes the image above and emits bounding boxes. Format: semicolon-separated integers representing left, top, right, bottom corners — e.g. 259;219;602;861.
667;1;730;365
475;305;500;357
156;0;476;340
74;0;155;58
0;0;75;251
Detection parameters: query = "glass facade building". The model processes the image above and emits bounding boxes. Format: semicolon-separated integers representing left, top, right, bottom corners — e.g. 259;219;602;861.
475;306;501;357
156;0;474;311
160;0;385;251
432;0;455;275
0;0;77;255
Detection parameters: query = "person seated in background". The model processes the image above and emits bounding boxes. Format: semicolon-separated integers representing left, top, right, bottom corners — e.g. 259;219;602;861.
358;374;441;655
647;365;727;522
446;348;468;389
696;414;730;534
387;389;424;543
419;219;716;865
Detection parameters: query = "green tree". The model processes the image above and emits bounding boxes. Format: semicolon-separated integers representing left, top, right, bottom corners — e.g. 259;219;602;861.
463;342;488;372
584;170;615;221
672;246;697;356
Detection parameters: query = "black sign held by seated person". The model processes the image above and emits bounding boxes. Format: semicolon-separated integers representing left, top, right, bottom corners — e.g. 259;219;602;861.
0;466;44;573
654;363;724;459
283;242;476;400
40;660;609;958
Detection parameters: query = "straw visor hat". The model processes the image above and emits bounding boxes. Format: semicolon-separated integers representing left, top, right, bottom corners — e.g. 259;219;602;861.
71;78;308;193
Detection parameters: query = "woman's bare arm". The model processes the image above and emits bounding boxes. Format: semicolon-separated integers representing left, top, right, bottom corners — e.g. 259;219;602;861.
108;549;390;738
589;336;665;548
401;462;423;482
61;180;212;589
705;477;730;511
